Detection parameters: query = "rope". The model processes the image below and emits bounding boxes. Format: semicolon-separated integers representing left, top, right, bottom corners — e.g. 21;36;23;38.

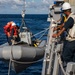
20;18;26;31
57;53;67;75
11;59;42;64
32;28;49;38
38;28;48;40
8;57;11;75
8;46;13;75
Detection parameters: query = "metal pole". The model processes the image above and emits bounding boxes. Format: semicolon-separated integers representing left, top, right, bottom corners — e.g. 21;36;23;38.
41;18;57;75
20;0;26;31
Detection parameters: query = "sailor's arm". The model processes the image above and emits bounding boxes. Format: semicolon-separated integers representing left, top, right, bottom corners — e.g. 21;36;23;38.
53;23;64;31
52;28;65;38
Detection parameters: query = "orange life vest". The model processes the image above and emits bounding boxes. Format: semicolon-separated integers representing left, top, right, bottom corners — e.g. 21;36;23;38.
4;21;14;36
13;26;18;36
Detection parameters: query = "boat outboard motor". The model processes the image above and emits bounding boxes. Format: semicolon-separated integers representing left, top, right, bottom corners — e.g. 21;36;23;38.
19;27;32;45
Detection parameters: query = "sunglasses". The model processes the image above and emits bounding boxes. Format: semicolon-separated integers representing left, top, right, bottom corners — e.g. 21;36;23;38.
63;10;67;12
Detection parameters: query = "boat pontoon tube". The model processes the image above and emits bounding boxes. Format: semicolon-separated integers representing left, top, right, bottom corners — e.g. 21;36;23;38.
0;45;45;61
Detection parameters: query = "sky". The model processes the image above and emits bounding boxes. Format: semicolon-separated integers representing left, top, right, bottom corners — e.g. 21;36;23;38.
0;0;54;14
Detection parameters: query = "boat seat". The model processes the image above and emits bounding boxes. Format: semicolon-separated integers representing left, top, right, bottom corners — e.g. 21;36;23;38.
38;40;46;47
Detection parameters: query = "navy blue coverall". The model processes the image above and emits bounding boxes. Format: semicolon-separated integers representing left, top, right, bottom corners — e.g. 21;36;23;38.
61;17;75;63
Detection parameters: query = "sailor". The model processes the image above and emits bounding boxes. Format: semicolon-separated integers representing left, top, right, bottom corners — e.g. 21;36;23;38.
4;21;14;45
52;2;75;63
10;22;20;45
54;11;67;41
15;23;20;42
57;7;67;24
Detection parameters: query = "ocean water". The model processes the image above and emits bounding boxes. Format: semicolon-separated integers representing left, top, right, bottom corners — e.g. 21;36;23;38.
0;14;49;75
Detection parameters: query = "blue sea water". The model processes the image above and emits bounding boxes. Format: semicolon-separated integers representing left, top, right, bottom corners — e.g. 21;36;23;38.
0;14;49;75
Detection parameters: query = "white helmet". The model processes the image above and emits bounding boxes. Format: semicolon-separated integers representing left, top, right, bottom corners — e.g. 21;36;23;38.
62;2;71;11
12;22;16;26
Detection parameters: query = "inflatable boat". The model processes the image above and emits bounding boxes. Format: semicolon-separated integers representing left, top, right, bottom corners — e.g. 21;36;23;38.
0;20;47;73
0;39;46;73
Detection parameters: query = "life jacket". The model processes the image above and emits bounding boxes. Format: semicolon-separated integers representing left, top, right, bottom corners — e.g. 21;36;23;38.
66;13;75;41
4;21;13;36
10;26;18;36
14;26;18;36
63;14;67;23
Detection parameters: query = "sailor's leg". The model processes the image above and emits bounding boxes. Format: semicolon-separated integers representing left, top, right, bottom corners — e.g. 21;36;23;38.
61;41;75;63
7;37;12;45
